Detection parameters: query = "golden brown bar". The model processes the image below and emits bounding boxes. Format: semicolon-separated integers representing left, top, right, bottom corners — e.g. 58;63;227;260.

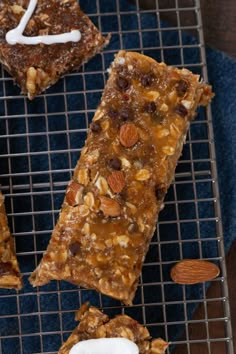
58;303;168;354
30;51;213;304
0;191;22;289
0;0;109;99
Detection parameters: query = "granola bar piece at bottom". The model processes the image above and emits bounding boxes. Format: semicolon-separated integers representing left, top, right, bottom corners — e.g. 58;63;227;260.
0;191;22;289
0;0;110;99
29;51;214;304
59;304;168;354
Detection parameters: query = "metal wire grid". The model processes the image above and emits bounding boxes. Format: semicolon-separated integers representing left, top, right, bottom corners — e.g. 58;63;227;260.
0;0;234;353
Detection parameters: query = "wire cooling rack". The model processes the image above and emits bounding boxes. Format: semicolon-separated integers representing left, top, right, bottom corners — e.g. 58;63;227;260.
0;0;234;353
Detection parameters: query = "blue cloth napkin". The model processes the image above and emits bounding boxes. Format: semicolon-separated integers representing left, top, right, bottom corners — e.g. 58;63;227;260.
0;1;235;353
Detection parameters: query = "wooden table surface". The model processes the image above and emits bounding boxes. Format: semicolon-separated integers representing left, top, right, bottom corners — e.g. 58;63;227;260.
135;0;236;59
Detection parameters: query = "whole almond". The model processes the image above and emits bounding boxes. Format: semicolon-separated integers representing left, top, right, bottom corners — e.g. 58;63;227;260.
66;181;84;206
107;171;125;193
119;123;139;148
99;196;121;217
171;259;220;285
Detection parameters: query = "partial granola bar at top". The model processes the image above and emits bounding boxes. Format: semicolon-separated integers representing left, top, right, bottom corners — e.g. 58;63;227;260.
30;51;214;304
0;0;110;99
0;191;22;290
58;303;168;354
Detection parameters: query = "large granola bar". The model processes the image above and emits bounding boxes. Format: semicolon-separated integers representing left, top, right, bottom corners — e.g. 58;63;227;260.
0;0;109;99
30;51;214;304
0;191;22;289
58;304;168;354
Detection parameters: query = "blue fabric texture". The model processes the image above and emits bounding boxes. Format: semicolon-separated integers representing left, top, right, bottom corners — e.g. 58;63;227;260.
0;1;235;353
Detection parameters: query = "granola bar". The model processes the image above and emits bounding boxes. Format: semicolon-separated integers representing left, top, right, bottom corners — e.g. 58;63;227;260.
0;191;22;289
0;0;109;99
58;304;168;354
30;51;214;304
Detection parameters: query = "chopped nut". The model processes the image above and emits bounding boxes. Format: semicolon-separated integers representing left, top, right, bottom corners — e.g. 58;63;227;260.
94;267;103;278
11;5;25;14
121;157;131;169
170;123;181;139
95;241;106;251
84;192;95;209
99;196;121;217
155;127;170;139
135;169;151;181
95;176;109;195
81;223;90;235
107;171;125;194
160;103;168;112
168;90;177;104
77;168;90;186
181;99;193;110
162;146;175;156
66;181;84;206
93;109;104;121
78;205;90;217
119;123;139;148
105;239;113;248
86;149;99;165
115;235;129;247
137;217;145;232
145;90;160;100
101;120;110;131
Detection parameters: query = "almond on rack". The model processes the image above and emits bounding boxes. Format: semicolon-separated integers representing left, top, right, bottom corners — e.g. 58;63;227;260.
170;259;220;285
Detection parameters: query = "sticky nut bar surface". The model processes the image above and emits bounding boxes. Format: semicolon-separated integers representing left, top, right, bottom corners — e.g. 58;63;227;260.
58;304;168;354
0;0;109;99
0;191;22;289
30;51;213;304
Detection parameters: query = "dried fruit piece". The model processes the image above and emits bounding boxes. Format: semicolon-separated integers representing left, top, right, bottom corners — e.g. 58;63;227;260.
90;121;102;133
141;73;154;87
66;181;84;206
69;242;80;256
175;103;188;117
176;79;188;97
116;76;130;91
99;196;121;217
119;123;139;148
120;108;132;121
170;259;220;285
107;171;125;194
107;157;121;170
143;101;156;113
